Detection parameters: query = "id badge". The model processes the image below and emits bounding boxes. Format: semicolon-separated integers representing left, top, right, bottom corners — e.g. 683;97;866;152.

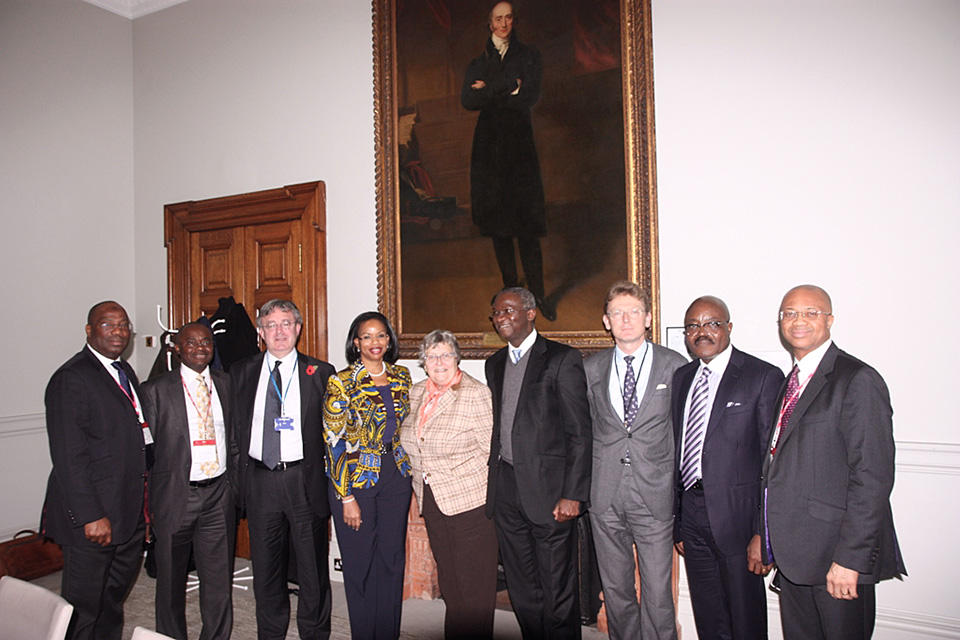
141;421;154;445
192;439;218;462
274;416;295;431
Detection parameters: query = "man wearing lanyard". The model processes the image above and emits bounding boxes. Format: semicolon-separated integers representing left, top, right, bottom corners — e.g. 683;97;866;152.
761;285;906;639
41;301;150;640
231;299;336;640
142;322;238;640
584;281;685;640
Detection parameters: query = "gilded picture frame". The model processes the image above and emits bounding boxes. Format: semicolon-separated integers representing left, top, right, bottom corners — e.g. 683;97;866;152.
374;0;659;358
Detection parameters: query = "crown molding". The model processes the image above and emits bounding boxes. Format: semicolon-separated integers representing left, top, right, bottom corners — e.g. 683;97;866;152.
82;0;189;20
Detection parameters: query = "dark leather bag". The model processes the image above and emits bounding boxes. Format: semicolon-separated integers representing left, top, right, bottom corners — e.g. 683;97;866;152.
0;530;63;580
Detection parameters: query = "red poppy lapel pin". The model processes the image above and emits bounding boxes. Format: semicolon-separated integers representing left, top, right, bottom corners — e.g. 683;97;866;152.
306;365;317;375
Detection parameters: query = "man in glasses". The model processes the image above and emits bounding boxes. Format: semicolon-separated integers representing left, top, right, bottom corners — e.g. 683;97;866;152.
671;296;783;639
761;285;906;639
584;281;685;640
41;301;149;640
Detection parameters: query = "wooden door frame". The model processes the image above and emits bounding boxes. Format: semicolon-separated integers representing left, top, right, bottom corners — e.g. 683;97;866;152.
164;181;329;360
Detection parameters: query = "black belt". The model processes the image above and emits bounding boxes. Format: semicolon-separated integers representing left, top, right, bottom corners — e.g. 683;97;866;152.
189;474;223;488
686;478;704;491
255;459;302;471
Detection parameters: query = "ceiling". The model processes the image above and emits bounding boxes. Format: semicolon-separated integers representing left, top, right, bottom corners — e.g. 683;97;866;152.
82;0;189;20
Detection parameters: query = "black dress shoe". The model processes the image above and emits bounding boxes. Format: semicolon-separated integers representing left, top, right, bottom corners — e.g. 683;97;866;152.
536;297;557;322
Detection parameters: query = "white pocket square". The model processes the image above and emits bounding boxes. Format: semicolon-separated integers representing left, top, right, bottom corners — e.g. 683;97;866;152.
656;383;668;390
726;401;742;408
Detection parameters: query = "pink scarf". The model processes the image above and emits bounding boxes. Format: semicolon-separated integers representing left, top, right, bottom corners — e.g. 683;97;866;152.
417;369;462;438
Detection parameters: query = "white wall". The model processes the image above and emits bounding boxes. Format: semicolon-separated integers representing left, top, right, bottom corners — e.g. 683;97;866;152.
0;0;956;635
652;1;960;636
0;0;134;540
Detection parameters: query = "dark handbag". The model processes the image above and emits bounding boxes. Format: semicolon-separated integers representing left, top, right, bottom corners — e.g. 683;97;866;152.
0;529;63;580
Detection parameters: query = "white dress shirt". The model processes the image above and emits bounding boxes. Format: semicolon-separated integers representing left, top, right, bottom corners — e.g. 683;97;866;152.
180;364;227;481
608;339;652;426
249;351;304;462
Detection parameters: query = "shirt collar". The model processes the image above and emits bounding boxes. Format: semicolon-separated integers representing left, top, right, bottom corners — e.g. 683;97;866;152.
698;343;732;379
614;339;649;367
86;343;121;369
266;350;299;372
511;328;538;360
179;363;211;383
794;339;833;380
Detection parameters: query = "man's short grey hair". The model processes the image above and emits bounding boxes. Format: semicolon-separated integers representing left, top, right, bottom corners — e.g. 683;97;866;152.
417;330;462;368
494;287;536;311
257;299;303;328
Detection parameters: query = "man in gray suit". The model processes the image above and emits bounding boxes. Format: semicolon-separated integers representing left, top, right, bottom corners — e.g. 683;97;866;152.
762;285;905;639
143;322;238;640
584;281;685;640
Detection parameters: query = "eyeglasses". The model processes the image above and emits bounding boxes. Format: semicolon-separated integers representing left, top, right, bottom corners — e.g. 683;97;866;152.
607;308;646;320
683;321;728;336
262;320;297;332
98;322;132;332
490;307;521;319
778;310;832;322
182;338;213;347
423;353;456;365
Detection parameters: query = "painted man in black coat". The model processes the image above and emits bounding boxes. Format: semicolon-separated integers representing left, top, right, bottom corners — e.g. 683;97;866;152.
462;1;555;321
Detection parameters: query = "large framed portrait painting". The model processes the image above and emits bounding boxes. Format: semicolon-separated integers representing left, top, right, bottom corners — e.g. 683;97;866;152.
374;0;658;357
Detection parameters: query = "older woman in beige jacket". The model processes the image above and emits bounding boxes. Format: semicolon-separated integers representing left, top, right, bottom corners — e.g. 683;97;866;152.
400;329;498;639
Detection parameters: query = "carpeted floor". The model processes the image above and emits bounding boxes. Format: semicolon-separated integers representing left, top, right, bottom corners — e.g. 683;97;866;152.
31;558;608;639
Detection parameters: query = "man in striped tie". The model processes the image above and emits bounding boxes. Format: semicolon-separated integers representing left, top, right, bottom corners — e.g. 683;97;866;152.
671;296;784;640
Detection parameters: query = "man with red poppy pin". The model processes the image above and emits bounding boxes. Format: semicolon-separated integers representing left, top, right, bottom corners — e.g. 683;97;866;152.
231;299;336;640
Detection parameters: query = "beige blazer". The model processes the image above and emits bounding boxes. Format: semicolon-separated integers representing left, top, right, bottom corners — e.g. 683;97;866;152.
400;371;493;516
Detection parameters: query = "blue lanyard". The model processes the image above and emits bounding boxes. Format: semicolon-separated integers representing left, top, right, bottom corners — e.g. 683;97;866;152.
269;360;296;416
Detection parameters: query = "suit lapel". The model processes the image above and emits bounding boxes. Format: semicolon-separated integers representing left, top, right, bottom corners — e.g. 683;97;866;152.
631;342;663;428
673;362;697;448
166;370;192;449
591;349;623;429
776;343;838;451
518;335;547;406
85;349;139;417
704;348;743;445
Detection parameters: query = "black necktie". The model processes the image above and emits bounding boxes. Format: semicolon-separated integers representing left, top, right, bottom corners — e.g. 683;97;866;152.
262;360;282;469
111;361;132;397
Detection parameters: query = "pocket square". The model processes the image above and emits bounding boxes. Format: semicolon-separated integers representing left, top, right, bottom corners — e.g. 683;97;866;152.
656;383;668;390
726;401;742;408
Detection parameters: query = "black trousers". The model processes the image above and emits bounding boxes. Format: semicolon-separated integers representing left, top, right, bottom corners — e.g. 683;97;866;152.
491;235;545;300
680;486;767;640
493;462;580;640
778;572;876;640
61;515;145;640
330;458;412;640
154;475;235;640
247;463;331;640
421;485;498;640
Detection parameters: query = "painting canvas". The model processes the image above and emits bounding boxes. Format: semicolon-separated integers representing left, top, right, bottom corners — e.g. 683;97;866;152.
374;0;658;357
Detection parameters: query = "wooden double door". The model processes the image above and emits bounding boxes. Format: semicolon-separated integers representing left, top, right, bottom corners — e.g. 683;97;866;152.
164;181;329;360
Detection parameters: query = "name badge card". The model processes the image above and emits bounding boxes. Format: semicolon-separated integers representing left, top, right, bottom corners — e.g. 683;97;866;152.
142;422;154;445
275;416;295;431
191;439;218;462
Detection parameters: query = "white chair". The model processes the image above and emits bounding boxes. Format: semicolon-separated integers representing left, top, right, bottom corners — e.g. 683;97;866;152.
131;626;177;640
0;575;74;640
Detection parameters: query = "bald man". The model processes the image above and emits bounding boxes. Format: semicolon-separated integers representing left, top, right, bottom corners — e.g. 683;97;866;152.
672;296;783;639
761;285;906;639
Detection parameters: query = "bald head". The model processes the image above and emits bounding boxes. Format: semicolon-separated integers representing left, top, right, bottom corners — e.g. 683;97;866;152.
779;285;834;360
781;285;832;313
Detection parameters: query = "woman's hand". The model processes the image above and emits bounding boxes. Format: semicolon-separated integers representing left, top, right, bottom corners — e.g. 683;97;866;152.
342;497;362;531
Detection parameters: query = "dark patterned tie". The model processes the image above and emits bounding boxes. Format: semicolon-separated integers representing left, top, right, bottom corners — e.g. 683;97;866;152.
111;361;132;397
622;355;639;426
680;367;711;490
771;365;801;456
262;361;282;469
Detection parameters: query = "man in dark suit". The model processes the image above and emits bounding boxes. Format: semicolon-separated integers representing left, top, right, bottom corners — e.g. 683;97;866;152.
583;281;685;640
762;285;906;639
41;301;149;640
231;299;335;640
142;322;238;640
485;287;591;639
672;296;783;640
